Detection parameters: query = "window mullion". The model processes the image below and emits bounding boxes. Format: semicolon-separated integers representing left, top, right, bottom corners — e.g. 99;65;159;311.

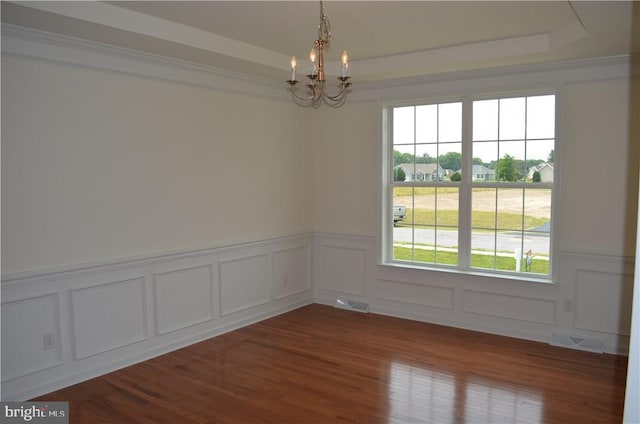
459;99;472;269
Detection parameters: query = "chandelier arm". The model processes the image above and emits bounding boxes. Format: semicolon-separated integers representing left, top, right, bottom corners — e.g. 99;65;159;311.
323;97;348;108
290;94;318;108
288;84;324;107
289;85;315;101
323;88;349;102
322;95;346;107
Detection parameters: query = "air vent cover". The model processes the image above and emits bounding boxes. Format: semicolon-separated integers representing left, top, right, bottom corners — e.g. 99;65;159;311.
334;298;369;313
550;332;604;353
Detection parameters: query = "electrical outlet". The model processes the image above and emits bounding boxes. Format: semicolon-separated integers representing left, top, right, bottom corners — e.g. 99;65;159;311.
43;332;56;350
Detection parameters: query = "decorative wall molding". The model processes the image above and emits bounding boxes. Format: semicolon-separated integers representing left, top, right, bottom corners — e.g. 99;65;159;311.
1;231;634;400
314;232;634;356
218;253;270;316
153;264;214;336
1;232;313;287
1;24;631;107
1;24;286;102
71;277;148;360
1;234;313;401
317;245;367;297
376;279;455;311
273;245;311;300
1;293;63;381
462;290;557;325
350;55;631;103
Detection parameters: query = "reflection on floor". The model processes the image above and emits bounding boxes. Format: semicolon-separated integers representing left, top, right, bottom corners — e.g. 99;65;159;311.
389;362;542;423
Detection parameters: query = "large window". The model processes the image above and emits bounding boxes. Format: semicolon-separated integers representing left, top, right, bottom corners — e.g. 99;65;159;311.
385;93;556;279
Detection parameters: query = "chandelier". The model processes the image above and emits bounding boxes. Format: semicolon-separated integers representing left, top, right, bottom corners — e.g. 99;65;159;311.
286;1;352;108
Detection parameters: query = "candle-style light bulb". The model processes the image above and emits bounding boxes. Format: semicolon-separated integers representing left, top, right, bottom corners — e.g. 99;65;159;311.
309;48;317;76
341;50;348;78
290;56;297;81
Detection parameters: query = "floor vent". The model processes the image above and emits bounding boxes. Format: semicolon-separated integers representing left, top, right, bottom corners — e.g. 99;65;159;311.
550;332;604;353
334;298;369;313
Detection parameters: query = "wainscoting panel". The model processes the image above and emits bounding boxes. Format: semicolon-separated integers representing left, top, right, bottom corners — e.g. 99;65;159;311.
1;294;63;381
377;279;454;310
462;290;557;325
273;245;311;300
574;269;634;335
219;253;270;316
153;265;213;335
314;233;633;355
317;244;367;297
71;277;148;359
1;234;313;401
557;252;634;354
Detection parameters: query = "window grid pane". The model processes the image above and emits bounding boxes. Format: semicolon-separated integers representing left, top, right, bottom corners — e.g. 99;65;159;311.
389;93;554;278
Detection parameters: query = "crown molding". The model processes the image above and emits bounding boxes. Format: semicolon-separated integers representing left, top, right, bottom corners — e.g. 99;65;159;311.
9;0;289;71
2;23;632;105
348;55;632;103
1;24;287;101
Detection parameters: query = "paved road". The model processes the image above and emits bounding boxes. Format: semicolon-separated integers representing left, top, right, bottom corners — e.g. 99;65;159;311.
393;227;550;257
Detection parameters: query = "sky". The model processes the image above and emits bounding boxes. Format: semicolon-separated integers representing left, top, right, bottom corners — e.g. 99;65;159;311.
393;95;555;164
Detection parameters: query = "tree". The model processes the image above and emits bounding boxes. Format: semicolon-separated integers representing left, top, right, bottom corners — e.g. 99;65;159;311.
548;149;554;163
393;150;415;166
532;170;541;182
415;153;435;164
393;166;406;182
496;154;517;182
449;171;462;182
438;152;461;171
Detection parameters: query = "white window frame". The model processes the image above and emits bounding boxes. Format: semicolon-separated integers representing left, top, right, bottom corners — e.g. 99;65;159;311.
381;89;560;283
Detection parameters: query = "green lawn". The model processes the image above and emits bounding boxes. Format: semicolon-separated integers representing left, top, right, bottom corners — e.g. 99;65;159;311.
400;208;548;230
393;246;549;274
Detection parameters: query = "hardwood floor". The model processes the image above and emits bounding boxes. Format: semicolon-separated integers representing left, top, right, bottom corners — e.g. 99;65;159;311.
35;304;628;423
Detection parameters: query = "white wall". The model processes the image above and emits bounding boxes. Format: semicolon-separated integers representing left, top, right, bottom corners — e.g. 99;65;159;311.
561;80;638;255
312;60;637;355
311;101;381;236
1;28;314;400
2;53;312;275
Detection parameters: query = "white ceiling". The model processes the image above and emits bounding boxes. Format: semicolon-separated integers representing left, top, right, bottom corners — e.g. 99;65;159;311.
1;1;636;82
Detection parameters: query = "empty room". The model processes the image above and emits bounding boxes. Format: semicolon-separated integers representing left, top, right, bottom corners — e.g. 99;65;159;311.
1;1;639;423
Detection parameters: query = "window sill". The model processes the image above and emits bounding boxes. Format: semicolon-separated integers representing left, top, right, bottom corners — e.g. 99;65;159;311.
380;260;557;286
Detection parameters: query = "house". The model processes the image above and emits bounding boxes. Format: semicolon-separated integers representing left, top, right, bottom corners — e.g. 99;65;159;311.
471;164;496;181
395;163;445;182
1;1;637;418
528;162;554;183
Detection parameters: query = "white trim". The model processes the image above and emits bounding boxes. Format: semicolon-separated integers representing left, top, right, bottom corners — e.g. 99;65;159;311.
1;24;631;105
14;1;289;70
314;231;633;355
1;232;313;286
1;234;314;400
352;55;630;103
1;24;286;101
381;92;558;280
